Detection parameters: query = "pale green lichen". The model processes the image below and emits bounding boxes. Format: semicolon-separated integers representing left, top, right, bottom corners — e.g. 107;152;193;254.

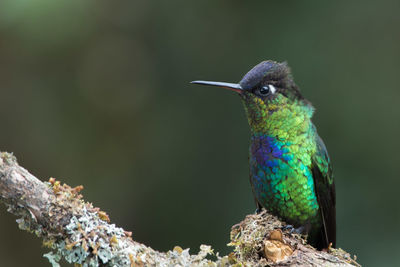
43;206;132;266
43;251;62;267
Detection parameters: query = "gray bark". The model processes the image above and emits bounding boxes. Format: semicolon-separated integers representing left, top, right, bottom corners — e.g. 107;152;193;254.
0;152;359;267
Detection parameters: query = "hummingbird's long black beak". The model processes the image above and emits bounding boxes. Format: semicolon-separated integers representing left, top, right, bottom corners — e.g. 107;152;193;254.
190;80;243;93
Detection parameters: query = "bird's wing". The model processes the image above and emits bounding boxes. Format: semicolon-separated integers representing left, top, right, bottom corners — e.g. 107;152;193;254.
311;134;336;249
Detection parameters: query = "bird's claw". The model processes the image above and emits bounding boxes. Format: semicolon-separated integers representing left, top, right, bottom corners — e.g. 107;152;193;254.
282;224;295;232
282;224;305;234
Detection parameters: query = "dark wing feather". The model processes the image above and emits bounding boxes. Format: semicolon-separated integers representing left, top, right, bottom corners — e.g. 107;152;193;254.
311;134;336;249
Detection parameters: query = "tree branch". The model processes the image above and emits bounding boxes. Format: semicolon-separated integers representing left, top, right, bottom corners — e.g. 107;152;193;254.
0;152;359;266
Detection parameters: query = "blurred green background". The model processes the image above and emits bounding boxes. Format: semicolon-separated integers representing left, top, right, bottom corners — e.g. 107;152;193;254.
0;0;399;266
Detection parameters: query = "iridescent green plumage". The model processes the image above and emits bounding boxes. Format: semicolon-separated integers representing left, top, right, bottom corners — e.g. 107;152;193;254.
192;60;336;249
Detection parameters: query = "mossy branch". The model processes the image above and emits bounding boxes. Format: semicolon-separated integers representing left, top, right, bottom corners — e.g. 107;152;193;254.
0;152;359;266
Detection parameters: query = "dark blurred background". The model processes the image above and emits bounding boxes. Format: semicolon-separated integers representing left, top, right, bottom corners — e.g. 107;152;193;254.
0;0;399;266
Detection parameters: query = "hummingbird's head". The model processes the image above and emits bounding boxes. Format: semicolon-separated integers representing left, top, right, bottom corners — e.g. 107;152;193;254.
192;60;314;135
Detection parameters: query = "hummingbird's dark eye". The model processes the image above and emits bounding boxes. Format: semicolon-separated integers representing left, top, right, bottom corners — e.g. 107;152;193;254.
259;86;270;95
257;84;276;96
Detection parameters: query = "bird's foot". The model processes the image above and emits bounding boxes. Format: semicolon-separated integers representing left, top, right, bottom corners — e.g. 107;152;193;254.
282;224;294;232
282;224;306;235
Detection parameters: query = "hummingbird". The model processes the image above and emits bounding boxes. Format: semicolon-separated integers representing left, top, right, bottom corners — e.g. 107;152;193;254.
191;60;336;250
